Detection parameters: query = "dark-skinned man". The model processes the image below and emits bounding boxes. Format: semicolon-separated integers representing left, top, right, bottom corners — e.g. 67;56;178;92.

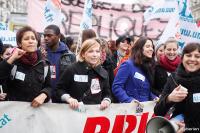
43;25;76;103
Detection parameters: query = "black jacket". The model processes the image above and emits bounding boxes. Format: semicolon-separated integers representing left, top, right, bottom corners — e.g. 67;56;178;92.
0;51;51;102
111;51;118;69
56;61;112;104
102;56;118;103
154;64;170;96
154;64;200;129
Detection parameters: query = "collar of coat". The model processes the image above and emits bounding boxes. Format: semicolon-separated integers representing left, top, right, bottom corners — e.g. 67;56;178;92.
80;61;108;79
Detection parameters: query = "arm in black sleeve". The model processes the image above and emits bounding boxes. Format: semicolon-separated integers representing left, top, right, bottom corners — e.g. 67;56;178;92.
41;65;52;102
154;76;176;116
0;60;14;82
102;73;112;103
56;66;73;101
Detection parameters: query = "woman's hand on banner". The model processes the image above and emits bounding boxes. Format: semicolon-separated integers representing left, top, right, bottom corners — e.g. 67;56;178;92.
67;97;79;110
100;100;110;110
31;93;47;107
131;99;144;108
0;93;7;100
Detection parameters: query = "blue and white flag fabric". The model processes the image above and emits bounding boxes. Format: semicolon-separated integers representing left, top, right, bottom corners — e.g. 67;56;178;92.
144;0;200;48
177;0;200;47
44;0;65;26
143;0;176;25
0;22;8;31
157;1;180;45
80;0;93;30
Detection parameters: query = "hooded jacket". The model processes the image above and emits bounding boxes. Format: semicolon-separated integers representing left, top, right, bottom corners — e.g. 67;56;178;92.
47;42;76;100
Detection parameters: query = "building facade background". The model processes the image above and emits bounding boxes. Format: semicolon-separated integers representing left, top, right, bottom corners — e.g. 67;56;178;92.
191;0;200;25
0;0;27;31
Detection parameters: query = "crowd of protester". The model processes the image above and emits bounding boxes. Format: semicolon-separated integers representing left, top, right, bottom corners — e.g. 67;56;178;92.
0;25;200;131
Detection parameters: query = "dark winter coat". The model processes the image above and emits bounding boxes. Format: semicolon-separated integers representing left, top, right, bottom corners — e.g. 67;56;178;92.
0;51;51;102
47;42;76;102
154;64;169;96
154;64;200;129
102;55;118;103
56;61;112;104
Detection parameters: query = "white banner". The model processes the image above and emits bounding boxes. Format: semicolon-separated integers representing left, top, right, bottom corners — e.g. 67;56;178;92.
0;101;156;133
143;0;176;25
0;30;16;46
28;0;167;40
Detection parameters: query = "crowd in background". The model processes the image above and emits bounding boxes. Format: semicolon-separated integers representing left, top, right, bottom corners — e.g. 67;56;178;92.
0;25;200;132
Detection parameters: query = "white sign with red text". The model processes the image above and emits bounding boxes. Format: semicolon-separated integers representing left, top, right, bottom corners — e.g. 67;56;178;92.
0;101;156;133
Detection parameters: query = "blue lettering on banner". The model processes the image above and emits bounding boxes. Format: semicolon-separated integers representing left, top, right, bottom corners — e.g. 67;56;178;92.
44;7;54;22
180;16;196;23
180;28;191;37
0;114;11;128
180;28;200;39
44;7;50;14
148;6;154;13
0;37;16;42
155;8;175;13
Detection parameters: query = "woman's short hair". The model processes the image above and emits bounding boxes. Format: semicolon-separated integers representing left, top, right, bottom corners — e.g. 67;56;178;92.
131;36;154;65
98;38;112;56
155;43;164;54
78;38;101;65
82;29;96;43
164;37;178;49
182;43;200;58
16;26;39;46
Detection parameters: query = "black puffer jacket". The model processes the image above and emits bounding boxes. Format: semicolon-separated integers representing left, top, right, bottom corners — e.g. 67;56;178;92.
154;64;200;130
0;51;51;102
56;61;112;104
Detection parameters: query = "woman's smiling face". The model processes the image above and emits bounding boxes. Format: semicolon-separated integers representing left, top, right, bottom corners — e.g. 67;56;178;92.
183;49;200;72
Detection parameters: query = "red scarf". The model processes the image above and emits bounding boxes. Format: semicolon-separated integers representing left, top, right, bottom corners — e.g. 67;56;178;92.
20;51;38;66
159;55;181;72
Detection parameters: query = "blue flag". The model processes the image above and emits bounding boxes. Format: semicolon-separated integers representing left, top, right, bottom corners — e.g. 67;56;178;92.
80;0;93;30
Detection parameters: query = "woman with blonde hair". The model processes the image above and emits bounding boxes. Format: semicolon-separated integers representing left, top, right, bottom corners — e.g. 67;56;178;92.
56;38;112;110
154;37;181;96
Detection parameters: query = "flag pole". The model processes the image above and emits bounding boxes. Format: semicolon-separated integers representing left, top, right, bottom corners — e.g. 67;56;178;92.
76;0;93;55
